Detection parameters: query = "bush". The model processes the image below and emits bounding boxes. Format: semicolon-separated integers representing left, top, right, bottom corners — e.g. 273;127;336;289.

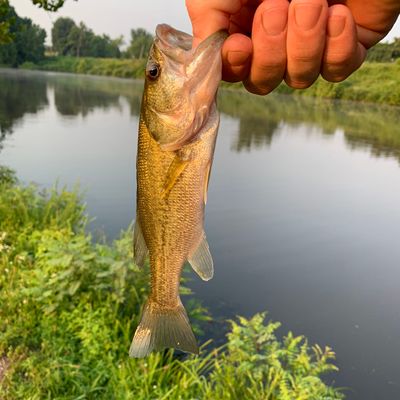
0;167;344;399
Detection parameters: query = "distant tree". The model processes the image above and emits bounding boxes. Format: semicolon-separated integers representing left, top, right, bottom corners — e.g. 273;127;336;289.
51;17;76;55
392;37;400;59
367;37;400;62
125;28;153;59
52;17;121;58
0;4;46;66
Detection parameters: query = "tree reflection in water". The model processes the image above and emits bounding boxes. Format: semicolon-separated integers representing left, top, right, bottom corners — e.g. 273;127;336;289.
1;69;400;164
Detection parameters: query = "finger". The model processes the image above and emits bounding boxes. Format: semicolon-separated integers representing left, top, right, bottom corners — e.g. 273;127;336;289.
244;0;289;95
285;0;329;89
221;33;253;82
322;5;366;82
340;0;400;48
186;0;243;48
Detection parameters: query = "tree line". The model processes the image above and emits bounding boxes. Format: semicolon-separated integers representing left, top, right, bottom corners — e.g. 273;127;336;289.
52;17;153;59
366;39;400;62
0;3;153;66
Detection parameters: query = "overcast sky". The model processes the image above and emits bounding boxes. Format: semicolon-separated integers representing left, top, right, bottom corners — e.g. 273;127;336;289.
10;0;400;46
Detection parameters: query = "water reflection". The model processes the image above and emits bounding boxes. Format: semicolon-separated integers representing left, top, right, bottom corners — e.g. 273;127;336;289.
232;115;278;152
218;89;400;161
1;69;400;164
51;79;121;117
0;70;48;148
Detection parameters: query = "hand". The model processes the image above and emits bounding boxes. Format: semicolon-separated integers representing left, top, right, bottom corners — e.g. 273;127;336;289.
186;0;400;95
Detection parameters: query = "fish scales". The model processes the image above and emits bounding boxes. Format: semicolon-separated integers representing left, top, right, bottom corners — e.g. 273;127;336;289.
130;24;226;358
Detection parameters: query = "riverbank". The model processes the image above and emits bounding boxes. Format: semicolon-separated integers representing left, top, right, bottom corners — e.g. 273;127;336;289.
0;166;343;399
21;56;146;79
17;56;400;106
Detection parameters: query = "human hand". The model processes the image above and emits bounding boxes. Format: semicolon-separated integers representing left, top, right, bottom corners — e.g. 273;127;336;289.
186;0;400;94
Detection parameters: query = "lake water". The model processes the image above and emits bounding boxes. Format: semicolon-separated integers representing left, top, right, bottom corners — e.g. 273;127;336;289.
1;69;400;399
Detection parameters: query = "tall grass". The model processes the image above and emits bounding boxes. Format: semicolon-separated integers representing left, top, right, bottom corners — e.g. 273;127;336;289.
0;166;344;399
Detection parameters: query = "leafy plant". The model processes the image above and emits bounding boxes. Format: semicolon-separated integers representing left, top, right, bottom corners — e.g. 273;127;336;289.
0;167;344;399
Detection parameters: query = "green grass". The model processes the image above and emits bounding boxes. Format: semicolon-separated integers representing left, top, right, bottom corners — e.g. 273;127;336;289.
0;166;344;399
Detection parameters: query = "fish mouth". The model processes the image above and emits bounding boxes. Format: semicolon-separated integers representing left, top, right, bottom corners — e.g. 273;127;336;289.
155;24;193;64
155;24;227;73
152;24;227;151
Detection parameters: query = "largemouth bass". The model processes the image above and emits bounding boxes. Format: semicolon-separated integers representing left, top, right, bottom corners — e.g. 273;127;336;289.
129;24;226;358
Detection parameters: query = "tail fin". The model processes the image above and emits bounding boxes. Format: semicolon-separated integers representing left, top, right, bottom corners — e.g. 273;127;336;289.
129;298;199;358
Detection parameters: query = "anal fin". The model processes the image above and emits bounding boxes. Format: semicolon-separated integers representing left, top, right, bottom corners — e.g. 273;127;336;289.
133;217;148;268
188;232;213;281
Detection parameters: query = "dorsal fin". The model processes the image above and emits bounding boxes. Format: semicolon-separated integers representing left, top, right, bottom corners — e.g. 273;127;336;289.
188;232;213;281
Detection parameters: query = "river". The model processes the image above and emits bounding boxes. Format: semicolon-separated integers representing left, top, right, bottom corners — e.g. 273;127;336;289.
1;69;400;399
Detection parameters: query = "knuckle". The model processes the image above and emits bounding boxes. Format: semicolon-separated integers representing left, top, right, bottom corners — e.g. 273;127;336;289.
324;50;353;67
321;68;350;83
285;76;317;89
289;50;320;64
243;80;274;96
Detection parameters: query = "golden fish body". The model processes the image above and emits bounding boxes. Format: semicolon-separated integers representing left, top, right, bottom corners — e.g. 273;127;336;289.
129;25;226;357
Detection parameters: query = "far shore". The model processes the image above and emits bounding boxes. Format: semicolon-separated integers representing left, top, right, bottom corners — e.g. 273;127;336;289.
2;57;400;106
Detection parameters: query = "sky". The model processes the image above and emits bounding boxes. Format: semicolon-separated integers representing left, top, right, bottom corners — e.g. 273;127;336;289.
10;0;400;46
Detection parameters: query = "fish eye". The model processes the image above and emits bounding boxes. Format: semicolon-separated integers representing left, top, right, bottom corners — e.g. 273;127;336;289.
146;63;160;80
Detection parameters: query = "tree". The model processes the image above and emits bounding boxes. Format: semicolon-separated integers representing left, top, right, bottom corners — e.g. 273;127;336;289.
125;28;153;59
0;0;14;44
52;17;121;58
51;17;76;55
0;4;46;66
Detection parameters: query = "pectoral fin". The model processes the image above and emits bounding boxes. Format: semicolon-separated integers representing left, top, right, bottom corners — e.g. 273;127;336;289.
188;232;213;281
133;217;148;268
161;156;189;199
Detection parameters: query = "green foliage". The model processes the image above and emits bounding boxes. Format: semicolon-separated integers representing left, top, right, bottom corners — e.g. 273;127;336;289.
0;3;46;66
366;38;400;62
272;62;400;106
124;28;153;59
51;17;121;58
0;0;14;44
0;167;344;399
0;165;17;185
31;0;76;12
206;313;343;400
51;17;76;55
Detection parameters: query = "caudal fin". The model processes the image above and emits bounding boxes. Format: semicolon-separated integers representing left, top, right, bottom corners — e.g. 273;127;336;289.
129;299;199;358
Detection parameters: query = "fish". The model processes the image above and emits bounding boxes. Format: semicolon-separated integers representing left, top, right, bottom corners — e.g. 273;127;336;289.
129;24;226;358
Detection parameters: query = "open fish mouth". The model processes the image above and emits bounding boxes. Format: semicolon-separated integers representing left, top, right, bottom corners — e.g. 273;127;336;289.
144;24;227;150
155;24;227;73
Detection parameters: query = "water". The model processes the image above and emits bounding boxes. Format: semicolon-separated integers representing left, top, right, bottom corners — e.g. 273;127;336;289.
1;69;400;399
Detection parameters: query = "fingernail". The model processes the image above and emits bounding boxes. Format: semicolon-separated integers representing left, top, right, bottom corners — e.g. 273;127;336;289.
327;15;346;37
262;8;288;36
226;51;251;67
294;4;322;30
